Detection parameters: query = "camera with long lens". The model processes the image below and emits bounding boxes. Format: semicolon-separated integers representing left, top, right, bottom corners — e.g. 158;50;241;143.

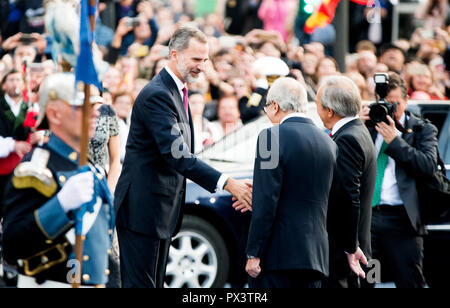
369;73;397;124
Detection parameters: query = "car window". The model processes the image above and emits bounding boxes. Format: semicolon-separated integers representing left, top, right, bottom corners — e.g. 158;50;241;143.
437;113;450;165
199;103;324;165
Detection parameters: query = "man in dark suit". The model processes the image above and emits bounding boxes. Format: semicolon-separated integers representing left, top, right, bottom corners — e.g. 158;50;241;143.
243;77;337;288
315;76;377;288
114;27;253;288
360;72;438;288
0;70;32;215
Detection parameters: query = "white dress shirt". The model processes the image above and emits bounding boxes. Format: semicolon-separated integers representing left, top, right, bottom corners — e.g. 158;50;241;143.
280;112;308;124
331;116;360;136
374;113;406;206
164;66;229;191
4;94;23;117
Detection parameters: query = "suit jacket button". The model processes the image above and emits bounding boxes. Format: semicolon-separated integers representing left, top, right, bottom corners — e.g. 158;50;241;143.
83;255;90;262
105;269;110;276
82;274;90;282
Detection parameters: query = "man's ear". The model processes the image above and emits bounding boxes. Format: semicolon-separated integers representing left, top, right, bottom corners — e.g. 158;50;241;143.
327;107;334;119
45;103;60;126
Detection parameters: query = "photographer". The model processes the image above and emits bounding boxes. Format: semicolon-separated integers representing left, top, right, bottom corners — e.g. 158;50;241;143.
360;72;438;288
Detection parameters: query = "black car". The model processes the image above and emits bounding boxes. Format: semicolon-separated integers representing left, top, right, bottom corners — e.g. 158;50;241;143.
167;101;450;288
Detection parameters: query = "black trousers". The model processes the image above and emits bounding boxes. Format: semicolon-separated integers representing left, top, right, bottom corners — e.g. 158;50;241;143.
371;206;426;288
0;175;8;218
248;269;323;288
117;226;171;288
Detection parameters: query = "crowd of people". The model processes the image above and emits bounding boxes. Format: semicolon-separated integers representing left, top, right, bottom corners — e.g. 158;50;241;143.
0;0;449;288
1;1;449;158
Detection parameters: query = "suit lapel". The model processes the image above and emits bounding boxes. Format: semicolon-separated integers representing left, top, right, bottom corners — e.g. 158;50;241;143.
160;69;192;150
402;114;417;146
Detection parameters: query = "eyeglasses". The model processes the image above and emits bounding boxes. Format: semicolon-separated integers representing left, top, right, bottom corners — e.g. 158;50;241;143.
263;100;274;114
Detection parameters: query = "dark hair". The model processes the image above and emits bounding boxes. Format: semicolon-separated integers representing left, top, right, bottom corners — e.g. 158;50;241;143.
387;72;408;99
1;69;21;85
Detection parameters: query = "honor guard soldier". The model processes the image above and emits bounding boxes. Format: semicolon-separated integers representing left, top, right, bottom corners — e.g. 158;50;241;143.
1;73;114;288
239;56;289;124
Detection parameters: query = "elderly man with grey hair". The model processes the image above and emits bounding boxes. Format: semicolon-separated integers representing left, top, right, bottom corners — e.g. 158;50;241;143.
316;75;377;288
243;77;338;288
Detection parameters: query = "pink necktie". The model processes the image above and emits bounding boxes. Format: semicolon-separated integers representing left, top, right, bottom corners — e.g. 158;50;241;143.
182;87;189;117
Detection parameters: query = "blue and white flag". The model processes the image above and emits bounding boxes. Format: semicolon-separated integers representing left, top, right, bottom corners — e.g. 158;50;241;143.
75;0;102;90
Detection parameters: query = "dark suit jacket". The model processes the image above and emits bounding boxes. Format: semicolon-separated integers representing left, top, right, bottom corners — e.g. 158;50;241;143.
368;112;438;235
0;95;28;140
246;117;337;276
327;119;377;278
114;68;222;239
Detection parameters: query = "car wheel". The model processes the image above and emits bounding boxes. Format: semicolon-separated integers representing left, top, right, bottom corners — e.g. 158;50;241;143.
165;215;230;288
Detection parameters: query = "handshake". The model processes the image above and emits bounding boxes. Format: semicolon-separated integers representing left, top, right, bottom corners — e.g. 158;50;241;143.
224;178;253;213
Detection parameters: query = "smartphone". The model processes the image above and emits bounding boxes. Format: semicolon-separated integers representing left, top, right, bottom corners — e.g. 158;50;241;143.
421;29;435;40
20;33;36;45
126;17;141;28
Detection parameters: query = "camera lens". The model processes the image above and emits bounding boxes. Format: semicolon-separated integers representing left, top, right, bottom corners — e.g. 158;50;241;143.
369;104;388;123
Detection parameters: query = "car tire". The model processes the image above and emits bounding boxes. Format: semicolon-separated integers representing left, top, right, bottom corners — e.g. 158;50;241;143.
165;215;230;288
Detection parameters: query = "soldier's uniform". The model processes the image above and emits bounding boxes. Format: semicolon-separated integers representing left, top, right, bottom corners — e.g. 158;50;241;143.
1;73;114;287
239;57;290;124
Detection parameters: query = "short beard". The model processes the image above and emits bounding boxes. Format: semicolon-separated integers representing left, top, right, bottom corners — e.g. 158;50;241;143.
177;55;200;84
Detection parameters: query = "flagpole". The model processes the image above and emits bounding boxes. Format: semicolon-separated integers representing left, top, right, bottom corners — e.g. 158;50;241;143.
73;0;97;288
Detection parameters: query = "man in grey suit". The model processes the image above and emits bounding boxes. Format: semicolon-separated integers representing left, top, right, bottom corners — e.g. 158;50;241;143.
316;76;377;288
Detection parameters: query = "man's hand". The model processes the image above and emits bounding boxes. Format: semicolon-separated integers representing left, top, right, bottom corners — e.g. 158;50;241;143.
375;115;397;144
14;141;32;158
246;257;261;278
225;178;252;212
57;172;95;213
347;247;368;279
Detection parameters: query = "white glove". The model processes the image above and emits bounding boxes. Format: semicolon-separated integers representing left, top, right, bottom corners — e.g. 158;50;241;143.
57;172;95;213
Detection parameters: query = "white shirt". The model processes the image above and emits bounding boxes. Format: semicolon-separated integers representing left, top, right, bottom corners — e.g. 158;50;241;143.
374;113;406;206
165;66;186;102
280;112;308;124
164;66;229;191
4;94;23;117
0;136;15;158
331;116;360;136
118;118;129;164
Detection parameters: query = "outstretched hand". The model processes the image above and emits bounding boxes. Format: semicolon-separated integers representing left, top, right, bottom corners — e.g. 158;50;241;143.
224;178;253;213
